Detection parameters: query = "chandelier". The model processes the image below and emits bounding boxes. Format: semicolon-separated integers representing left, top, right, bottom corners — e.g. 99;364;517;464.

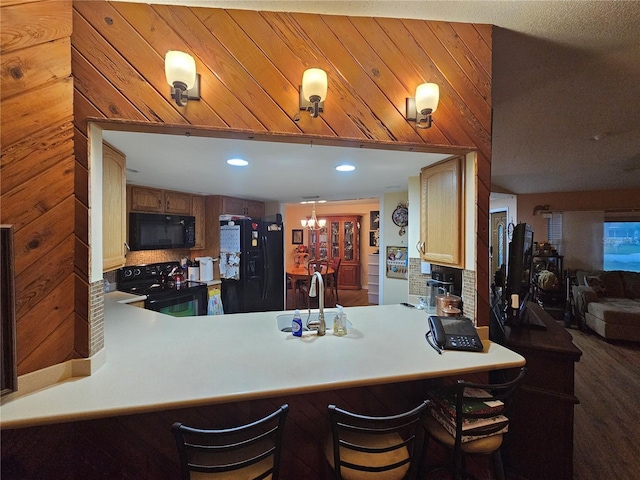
301;203;326;230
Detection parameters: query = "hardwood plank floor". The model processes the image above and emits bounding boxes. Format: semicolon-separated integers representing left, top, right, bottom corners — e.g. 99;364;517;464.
569;327;640;480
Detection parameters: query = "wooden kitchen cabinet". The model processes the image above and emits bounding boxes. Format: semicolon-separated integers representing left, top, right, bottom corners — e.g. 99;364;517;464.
129;186;192;215
130;186;164;213
220;196;265;218
103;143;127;272
164;191;191;215
191;195;205;250
308;215;361;289
419;156;465;268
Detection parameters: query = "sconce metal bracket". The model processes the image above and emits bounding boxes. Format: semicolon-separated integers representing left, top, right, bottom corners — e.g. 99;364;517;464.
405;97;433;129
170;73;201;106
299;86;324;116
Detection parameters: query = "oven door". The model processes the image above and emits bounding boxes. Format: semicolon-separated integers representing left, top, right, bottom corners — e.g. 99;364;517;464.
145;288;208;317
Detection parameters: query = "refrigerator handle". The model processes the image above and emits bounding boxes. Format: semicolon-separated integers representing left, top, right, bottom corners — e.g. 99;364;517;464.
261;235;268;300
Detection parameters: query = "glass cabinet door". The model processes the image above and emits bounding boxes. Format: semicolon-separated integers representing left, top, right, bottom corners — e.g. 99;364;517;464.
308;229;317;261
319;226;328;260
343;221;354;261
330;221;340;259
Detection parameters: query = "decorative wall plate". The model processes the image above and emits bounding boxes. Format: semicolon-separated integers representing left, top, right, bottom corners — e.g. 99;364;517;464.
392;204;408;227
392;203;408;235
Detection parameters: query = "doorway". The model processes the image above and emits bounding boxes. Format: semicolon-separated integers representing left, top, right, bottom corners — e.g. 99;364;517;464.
489;210;508;285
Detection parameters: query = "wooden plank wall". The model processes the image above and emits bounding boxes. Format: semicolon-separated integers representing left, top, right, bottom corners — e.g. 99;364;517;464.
71;0;492;324
0;0;84;376
1;0;492;375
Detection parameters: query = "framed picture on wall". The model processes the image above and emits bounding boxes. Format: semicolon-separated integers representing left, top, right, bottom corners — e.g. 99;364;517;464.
370;211;380;231
292;229;304;245
369;231;376;247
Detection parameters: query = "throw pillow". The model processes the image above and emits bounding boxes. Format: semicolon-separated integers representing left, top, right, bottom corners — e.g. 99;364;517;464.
585;275;607;297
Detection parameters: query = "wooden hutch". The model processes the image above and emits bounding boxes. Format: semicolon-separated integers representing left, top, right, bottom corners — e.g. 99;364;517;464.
308;215;361;289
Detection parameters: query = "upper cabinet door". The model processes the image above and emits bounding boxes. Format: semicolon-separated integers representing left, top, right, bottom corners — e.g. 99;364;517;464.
245;200;265;219
419;157;465;268
103;143;127;272
130;186;164;213
164;191;192;215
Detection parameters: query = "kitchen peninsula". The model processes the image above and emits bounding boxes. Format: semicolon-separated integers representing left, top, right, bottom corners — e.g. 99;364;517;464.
1;294;525;478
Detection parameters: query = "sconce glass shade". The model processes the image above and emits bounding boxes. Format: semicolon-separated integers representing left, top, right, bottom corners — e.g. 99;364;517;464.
301;68;328;102
165;51;197;89
415;83;439;114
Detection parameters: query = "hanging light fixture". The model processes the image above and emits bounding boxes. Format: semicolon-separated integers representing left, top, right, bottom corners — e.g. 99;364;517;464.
300;202;326;230
164;50;201;107
406;82;439;129
299;68;328;118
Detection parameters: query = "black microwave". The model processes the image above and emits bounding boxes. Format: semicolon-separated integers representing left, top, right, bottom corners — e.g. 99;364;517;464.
129;213;196;250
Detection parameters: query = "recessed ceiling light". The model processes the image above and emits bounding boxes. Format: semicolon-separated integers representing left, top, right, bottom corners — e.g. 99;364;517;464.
227;158;248;166
336;164;355;172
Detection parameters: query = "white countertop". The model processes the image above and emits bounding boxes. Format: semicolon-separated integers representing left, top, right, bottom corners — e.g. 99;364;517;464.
0;292;524;429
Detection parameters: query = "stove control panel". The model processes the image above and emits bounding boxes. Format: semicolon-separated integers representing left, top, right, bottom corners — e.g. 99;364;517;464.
117;262;181;286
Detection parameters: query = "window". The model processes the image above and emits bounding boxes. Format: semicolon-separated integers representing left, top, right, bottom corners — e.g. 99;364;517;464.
603;221;640;272
546;212;563;253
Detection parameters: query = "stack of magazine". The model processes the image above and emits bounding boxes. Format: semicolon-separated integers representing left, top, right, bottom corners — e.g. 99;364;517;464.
428;387;509;443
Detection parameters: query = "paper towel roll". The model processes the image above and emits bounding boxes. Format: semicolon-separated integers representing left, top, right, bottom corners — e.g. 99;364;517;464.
188;267;200;282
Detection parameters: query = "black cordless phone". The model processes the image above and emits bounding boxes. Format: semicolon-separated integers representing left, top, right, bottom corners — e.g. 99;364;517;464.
427;316;483;352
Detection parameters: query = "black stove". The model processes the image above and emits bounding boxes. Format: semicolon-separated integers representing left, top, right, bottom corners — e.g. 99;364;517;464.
117;262;209;316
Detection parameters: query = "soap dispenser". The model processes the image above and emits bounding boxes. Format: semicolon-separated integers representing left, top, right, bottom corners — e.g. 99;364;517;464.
333;305;347;336
292;309;303;337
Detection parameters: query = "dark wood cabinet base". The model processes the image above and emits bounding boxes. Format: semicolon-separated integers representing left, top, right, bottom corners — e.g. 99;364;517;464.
504;302;582;480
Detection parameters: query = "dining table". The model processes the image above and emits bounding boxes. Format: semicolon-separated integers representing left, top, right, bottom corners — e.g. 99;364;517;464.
286;264;335;308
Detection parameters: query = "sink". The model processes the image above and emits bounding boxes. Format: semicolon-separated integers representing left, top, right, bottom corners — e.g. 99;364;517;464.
276;310;351;332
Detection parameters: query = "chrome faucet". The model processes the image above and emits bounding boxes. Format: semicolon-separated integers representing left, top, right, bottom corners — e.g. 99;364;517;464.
306;271;326;336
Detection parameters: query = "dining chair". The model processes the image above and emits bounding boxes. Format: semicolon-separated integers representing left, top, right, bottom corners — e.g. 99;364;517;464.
424;367;527;480
172;404;289;480
327;257;342;306
324;401;430;480
301;260;329;309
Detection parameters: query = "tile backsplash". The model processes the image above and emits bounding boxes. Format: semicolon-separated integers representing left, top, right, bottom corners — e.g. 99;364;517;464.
125;248;192;266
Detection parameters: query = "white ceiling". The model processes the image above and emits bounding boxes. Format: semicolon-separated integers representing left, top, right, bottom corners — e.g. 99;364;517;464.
107;0;640;198
102;130;449;203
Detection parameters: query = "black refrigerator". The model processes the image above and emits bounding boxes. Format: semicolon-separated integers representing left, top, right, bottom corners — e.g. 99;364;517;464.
220;215;284;313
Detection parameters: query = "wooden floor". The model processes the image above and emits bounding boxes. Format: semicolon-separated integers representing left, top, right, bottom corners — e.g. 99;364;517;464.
569;326;640;480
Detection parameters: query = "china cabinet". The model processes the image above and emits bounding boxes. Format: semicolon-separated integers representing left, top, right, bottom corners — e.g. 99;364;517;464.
308;215;361;289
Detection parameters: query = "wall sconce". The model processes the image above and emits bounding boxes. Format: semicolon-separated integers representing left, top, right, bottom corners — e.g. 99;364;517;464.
164;50;200;107
406;83;439;129
299;68;327;118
